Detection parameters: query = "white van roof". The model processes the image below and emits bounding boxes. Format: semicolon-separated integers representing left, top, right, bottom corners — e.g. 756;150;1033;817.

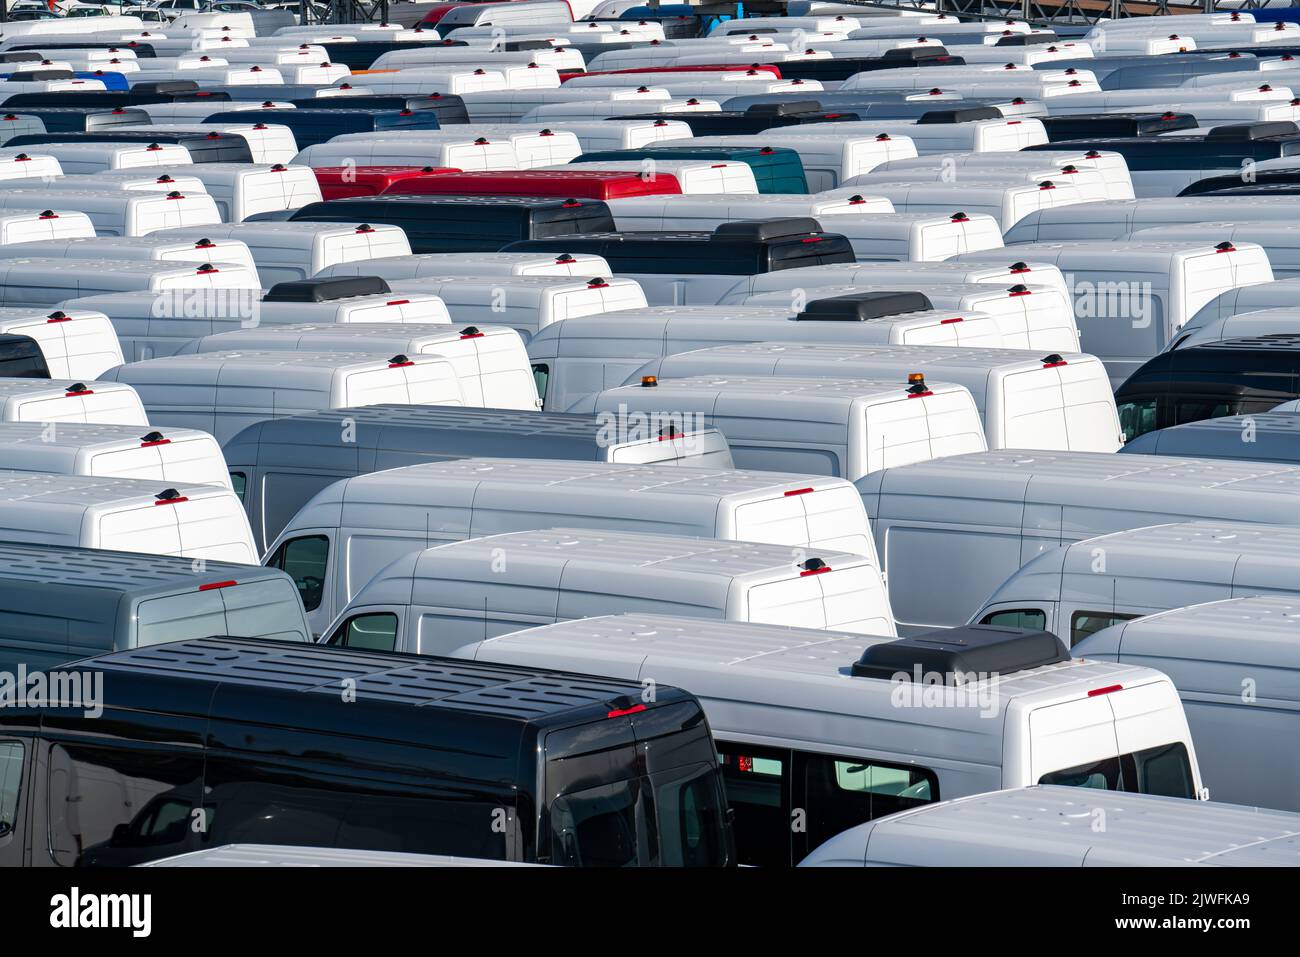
0;188;222;236
465;612;1172;753
993;519;1300;609
1006;196;1300;243
0;420;229;487
352;526;887;631
0;377;148;425
6;169;210;195
284;457;876;558
0;209;98;244
1074;593;1300;686
315;251;613;281
295;136;519;171
0;468;255;562
144;162;323;222
31;140;193;173
155;221;412;268
0;235;257;274
801;785;1300;867
0;152;63;181
0;305;122;379
0;257;260;306
556;158;759;194
533;118;693;151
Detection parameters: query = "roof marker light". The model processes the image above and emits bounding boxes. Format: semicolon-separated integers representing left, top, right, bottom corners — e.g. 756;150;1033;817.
1088;684;1123;697
641;375;657;388
388;355;414;367
65;384;93;397
800;558;830;576
1042;353;1067;368
154;488;188;505
46;311;69;323
1216;241;1236;253
607;704;646;718
784;487;813;496
460;326;483;339
140;431;170;448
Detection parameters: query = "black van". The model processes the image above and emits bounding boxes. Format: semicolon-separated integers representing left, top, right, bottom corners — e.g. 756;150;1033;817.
1116;334;1300;442
204;107;442;149
1180;172;1300;196
1029;121;1300;171
778;47;963;82
615;100;860;136
4;129;254;163
504;218;855;276
0;636;733;867
288;91;469;124
1;87;225;109
3;106;150;133
289;195;616;253
1041;111;1198;141
0;334;49;378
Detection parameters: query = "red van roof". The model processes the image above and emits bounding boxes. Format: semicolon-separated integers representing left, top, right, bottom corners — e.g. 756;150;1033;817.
382;169;683;200
313;165;461;200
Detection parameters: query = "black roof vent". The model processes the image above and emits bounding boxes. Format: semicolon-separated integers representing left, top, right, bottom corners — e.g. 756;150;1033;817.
711;217;822;242
796;290;932;322
850;625;1069;682
1206;120;1300;141
262;276;391;303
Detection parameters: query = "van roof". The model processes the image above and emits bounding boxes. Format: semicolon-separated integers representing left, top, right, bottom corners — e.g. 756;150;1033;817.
0;420;211;452
109;349;444;372
405;527;872;581
76;635;687;734
1123;411;1300;460
313;457;847;502
605;374;969;404
860;448;1300;502
0;538;285;593
1092;587;1300;668
0;377;135;397
655;341;1090;374
468;613;1167;730
806;785;1300;866
0;469;232;508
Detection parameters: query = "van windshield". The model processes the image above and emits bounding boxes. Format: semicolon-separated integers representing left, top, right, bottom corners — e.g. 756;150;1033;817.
1038;742;1195;799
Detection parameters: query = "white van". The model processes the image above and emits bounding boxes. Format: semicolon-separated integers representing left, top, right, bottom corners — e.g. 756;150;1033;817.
625;343;1122;455
0;188;221;237
176;323;540;411
878;148;1135;198
527;118;694;152
427;125;581;169
973;520;1300;645
0;258;259;308
860;448;1300;633
266;458;876;632
101;350;467;443
124;122;299;165
324;528;895;654
292;135;519;173
1004;196;1300;243
723;276;1081;353
799;258;1072;298
1074;595;1300;813
554;157;759;194
460;614;1204;864
952;239;1275;386
0;377;148;425
526;302;1003;412
857;161;1130;204
826;178;1089;231
387;275;648;340
684;132;918;190
0;209;96;245
821;117;1049;154
0;235;258;275
1179;276;1300;338
0;151;62;181
368;46;585;75
1131;222;1300;280
800;787;1300;867
0;306;122;379
588;374;987;479
6;169;209;196
154;222;411;286
0;469;256;563
316;251;614;282
521;96;724;123
26;141;193;174
225;405;734;554
144;162;322;222
0;420;230;488
458;86;672;123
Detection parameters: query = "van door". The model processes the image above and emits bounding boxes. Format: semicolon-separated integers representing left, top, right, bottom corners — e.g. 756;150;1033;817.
1025;694;1120;788
265;531;333;633
733;484;877;559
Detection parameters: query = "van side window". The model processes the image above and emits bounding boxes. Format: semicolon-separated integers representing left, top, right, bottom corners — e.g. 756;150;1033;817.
228;471;247;503
716;744;790;867
1116;397;1159;442
531;363;549;403
979;608;1048;631
0;742;23;837
799;753;937;861
266;535;329;611
1070;610;1140;646
330;613;399;652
